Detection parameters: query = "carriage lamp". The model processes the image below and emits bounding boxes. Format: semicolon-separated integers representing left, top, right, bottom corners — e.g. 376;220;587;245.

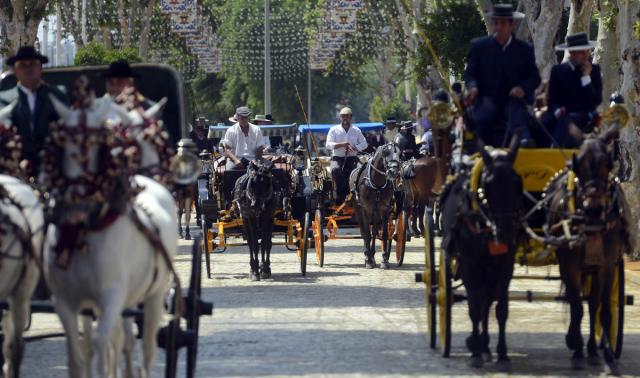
171;138;201;185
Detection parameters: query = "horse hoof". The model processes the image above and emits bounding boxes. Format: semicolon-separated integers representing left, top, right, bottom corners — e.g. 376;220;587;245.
571;356;586;370
260;272;271;279
587;354;602;366
250;272;261;281
481;351;492;363
185;233;191;241
495;358;511;373
468;355;483;369
380;261;390;270
365;260;375;269
605;360;620;376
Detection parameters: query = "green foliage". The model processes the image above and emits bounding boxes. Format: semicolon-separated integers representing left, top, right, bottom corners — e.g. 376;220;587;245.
74;41;142;66
635;21;640;39
416;0;486;79
369;95;411;123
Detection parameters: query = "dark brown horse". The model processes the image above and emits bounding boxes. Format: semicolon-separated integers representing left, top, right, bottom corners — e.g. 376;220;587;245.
350;143;401;269
440;134;523;371
403;124;453;235
545;124;631;372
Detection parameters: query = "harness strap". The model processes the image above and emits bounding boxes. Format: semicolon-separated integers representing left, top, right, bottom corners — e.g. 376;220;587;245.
129;206;183;320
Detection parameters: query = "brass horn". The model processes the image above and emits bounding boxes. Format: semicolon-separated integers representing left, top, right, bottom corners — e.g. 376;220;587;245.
601;103;630;129
427;101;456;130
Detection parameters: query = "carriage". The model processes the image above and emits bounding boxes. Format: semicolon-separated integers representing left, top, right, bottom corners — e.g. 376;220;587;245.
299;122;409;267
199;122;315;277
415;106;635;363
0;64;213;378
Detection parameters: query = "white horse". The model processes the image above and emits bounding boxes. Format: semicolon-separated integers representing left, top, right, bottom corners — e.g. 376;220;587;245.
0;103;44;377
43;86;178;378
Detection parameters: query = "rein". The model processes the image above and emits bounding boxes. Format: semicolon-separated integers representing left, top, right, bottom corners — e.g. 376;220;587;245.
363;144;397;191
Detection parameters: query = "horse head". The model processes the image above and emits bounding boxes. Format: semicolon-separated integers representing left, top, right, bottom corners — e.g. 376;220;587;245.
569;124;618;222
477;132;523;245
246;160;276;212
378;142;402;179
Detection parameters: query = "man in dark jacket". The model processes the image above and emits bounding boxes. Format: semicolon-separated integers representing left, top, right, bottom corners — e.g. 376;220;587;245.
464;4;541;147
0;46;68;176
544;32;603;147
104;60;155;110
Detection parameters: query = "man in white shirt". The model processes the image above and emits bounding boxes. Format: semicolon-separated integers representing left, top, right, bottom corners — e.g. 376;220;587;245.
220;106;267;170
326;106;367;204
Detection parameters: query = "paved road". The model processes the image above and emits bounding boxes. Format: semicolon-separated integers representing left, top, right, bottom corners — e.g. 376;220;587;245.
19;224;640;377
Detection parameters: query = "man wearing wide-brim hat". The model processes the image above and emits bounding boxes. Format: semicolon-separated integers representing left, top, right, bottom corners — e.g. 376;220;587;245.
464;3;541;147
384;117;398;143
543;32;602;147
220;106;267;170
104;59;155;110
0;46;69;176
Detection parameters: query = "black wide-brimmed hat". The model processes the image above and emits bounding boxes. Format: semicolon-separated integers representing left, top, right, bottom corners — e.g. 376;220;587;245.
400;121;415;131
385;117;397;125
103;60;140;78
6;46;49;66
486;4;524;20
555;32;596;51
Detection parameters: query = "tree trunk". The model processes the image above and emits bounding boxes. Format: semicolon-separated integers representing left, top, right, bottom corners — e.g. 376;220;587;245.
617;0;640;258
0;0;50;56
593;0;621;104
476;0;494;34
522;0;565;81
118;0;130;48
138;0;157;60
563;0;595;61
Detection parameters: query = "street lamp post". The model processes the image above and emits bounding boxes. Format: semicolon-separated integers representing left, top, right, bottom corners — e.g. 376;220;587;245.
264;0;272;115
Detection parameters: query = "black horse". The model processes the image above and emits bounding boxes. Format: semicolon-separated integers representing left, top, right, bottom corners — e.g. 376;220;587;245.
349;143;401;269
440;134;523;371
544;124;631;373
233;160;278;281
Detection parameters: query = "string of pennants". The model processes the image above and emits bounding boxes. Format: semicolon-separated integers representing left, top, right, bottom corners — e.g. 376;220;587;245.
160;0;222;74
309;0;365;71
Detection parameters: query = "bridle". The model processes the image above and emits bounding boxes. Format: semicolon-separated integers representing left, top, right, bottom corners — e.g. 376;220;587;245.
365;143;400;191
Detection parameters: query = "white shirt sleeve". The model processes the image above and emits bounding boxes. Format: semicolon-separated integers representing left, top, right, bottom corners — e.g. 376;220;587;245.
325;127;337;150
221;127;235;149
354;128;368;151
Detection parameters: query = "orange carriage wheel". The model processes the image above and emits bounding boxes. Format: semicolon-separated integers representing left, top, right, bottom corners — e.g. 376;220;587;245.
313;208;325;267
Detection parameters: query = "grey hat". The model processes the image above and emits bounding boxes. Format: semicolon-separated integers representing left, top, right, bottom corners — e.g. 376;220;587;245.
235;106;252;117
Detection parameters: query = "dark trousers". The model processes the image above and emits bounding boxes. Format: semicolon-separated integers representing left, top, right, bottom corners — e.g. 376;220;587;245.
470;96;531;147
543;111;593;148
330;156;358;204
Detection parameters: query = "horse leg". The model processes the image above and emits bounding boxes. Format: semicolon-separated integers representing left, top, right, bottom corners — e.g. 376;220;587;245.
176;203;183;239
54;299;85;378
586;271;602;366
81;316;93;378
184;197;192;240
244;218;260;281
597;265;619;374
561;259;586;369
122;318;136;378
357;209;374;269
260;213;273;279
3;263;37;378
495;260;514;372
93;291;127;378
480;300;492;363
109;318;126;378
464;283;484;368
141;292;164;378
380;213;391;270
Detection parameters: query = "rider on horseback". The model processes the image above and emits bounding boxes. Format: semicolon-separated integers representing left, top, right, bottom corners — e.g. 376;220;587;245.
326;107;368;204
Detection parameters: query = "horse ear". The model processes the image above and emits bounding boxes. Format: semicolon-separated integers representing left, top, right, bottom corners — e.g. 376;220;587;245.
143;97;168;120
477;137;492;166
568;124;585;145
49;94;71;121
600;122;620;145
506;129;522;163
0;100;17;126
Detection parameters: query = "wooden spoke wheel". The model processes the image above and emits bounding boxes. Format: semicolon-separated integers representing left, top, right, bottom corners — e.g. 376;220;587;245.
595;259;626;358
299;211;310;276
424;208;437;349
186;239;206;378
395;209;408;266
438;243;452;357
313;208;325;267
161;289;180;378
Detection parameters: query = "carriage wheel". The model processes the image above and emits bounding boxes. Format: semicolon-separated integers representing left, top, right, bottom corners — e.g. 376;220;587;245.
201;215;212;279
313;208;325;267
595;259;625;358
438;243;452;357
395;209;408;266
424;208;437;349
300;211;310;276
161;290;180;378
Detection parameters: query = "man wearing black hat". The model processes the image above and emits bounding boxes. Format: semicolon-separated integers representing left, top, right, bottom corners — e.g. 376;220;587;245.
0;46;68;175
191;116;215;152
384;117;399;143
104;59;154;110
464;4;541;147
544;32;603;147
